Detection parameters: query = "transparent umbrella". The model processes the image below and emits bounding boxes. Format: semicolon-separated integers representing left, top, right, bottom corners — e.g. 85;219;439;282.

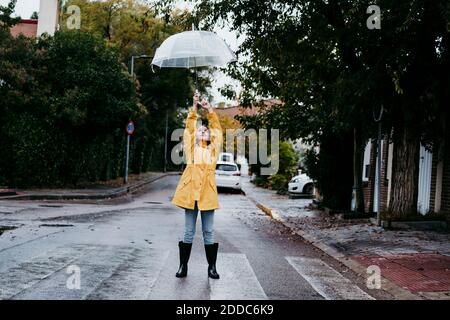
151;30;236;88
151;30;236;69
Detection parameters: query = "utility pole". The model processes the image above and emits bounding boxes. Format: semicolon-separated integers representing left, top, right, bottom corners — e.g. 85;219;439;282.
130;55;153;78
124;121;135;184
373;106;384;226
164;109;169;173
131;55;135;78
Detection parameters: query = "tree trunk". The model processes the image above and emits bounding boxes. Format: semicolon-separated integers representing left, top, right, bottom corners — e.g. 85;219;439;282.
389;124;420;217
353;126;365;213
318;130;354;211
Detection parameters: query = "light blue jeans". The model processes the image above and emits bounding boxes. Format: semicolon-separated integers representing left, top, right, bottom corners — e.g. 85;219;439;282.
184;201;215;245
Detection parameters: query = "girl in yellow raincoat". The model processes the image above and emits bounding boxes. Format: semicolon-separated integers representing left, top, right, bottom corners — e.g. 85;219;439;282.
172;92;222;279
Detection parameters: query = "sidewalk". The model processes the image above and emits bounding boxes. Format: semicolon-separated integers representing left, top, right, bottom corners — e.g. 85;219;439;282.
0;172;177;201
242;178;450;300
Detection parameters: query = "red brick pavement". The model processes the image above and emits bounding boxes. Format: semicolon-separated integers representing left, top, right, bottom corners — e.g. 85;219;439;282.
354;253;450;292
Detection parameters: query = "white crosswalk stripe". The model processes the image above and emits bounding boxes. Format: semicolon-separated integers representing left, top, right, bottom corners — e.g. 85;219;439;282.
147;251;268;300
286;257;374;300
0;242;373;300
13;246;135;299
12;246;169;300
147;249;212;300
209;253;268;300
0;244;94;299
87;248;169;300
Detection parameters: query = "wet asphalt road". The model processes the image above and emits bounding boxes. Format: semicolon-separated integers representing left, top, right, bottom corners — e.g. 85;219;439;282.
0;175;393;300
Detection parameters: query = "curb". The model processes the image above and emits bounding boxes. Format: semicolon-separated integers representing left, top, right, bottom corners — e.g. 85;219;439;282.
0;172;178;201
243;190;423;300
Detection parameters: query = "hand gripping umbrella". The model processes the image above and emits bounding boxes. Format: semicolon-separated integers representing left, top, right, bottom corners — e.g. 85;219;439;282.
151;29;236;89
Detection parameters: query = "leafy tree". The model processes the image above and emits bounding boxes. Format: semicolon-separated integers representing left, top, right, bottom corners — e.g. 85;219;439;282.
194;0;450;215
217;112;242;156
1;0;207;186
62;0;210;172
39;31;143;135
267;141;298;192
0;29;142;186
0;1;49;185
0;0;20;29
42;30;143;185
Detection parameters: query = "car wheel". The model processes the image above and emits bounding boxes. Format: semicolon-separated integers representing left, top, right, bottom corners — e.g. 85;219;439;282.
303;183;314;195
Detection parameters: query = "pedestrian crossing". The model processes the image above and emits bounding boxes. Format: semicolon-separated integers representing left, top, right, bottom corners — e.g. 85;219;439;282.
86;248;169;300
209;253;267;300
286;257;374;300
0;244;374;300
0;244;91;299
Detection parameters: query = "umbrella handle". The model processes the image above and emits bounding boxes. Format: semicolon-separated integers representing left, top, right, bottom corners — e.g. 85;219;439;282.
194;57;198;90
195;69;198;89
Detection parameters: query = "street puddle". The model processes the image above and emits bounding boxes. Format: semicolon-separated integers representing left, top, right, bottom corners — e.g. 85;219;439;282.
39;224;74;228
39;204;64;208
0;226;17;236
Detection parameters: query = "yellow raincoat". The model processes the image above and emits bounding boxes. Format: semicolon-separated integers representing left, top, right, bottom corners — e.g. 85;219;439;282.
171;108;223;211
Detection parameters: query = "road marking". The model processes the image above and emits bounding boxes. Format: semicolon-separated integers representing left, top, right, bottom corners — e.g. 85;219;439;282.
0;244;93;299
11;245;134;300
87;248;169;300
146;249;212;300
286;257;374;300
2;243;170;300
209;253;268;300
12;245;165;300
0;230;66;253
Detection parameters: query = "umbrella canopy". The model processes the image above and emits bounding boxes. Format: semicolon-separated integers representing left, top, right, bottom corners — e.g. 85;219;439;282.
151;30;236;69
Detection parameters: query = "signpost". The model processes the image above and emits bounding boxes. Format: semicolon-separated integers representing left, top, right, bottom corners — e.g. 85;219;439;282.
124;121;135;184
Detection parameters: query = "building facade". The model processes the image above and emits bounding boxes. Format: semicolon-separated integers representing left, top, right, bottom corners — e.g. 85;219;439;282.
10;19;38;37
9;0;59;38
36;0;59;37
362;119;449;215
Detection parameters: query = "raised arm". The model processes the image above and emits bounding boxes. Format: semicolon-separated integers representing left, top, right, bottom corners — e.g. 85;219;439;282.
183;93;199;164
206;107;223;163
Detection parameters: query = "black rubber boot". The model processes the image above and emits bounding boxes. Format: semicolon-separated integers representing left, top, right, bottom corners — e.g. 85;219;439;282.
205;243;220;279
175;241;192;278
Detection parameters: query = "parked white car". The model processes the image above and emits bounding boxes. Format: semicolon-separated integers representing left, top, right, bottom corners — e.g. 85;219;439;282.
288;173;314;195
215;161;241;190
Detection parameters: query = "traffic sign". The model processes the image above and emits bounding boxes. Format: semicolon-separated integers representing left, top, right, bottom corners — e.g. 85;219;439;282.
126;121;135;135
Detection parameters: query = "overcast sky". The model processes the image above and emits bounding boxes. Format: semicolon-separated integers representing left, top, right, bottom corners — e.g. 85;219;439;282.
0;0;241;105
0;0;40;18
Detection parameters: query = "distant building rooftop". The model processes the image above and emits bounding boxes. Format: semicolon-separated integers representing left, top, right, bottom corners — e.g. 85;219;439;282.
215;99;282;119
10;19;38;38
